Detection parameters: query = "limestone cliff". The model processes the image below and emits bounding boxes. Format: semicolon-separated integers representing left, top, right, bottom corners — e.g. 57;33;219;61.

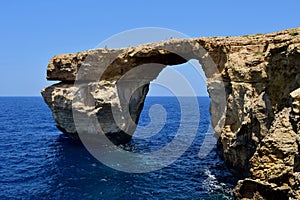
41;28;300;199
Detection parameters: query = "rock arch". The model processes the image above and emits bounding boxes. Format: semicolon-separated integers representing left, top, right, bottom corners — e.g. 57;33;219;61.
42;39;227;145
42;28;300;199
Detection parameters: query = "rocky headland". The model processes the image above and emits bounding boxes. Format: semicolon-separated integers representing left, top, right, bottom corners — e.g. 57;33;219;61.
42;28;300;199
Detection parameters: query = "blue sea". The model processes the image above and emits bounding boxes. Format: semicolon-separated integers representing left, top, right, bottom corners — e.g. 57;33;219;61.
0;96;236;199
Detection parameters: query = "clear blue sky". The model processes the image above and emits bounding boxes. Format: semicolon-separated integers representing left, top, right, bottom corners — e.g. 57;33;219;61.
0;0;299;96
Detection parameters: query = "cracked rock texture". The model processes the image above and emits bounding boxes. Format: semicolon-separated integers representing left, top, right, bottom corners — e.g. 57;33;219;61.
41;28;300;199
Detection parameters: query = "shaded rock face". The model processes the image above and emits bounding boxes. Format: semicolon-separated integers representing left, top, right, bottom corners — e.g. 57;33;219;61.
41;28;300;199
234;106;300;199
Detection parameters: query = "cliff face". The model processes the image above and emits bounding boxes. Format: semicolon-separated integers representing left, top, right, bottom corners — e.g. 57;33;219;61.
41;28;300;199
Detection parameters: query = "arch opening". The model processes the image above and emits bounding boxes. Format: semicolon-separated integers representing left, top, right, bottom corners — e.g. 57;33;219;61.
130;59;213;154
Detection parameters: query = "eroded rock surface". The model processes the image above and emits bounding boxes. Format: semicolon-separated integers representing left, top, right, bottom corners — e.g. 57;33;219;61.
41;28;300;199
234;105;300;199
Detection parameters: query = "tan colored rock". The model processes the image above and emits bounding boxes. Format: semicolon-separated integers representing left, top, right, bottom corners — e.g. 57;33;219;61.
235;107;300;199
291;88;300;134
41;28;300;198
42;80;150;144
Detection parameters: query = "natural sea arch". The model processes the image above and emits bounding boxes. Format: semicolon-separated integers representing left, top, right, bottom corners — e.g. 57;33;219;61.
87;28;227;147
72;41;227;173
43;29;227;173
42;28;300;197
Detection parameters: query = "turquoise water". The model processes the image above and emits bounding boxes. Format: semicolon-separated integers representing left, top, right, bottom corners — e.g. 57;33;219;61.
0;97;236;199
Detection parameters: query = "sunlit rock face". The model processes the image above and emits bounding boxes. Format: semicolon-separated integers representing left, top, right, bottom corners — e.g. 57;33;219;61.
41;28;300;199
